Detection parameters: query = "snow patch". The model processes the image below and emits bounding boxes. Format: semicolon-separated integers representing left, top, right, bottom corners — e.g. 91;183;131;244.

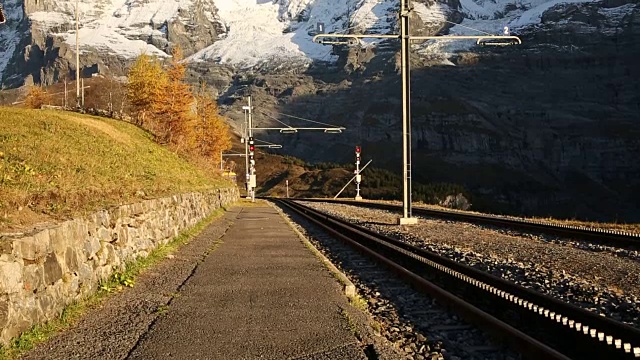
2;0;636;75
509;0;599;28
189;0;360;69
0;0;24;79
27;0;199;58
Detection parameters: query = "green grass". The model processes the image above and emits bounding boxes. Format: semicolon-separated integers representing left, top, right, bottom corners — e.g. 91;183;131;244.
340;308;362;341
0;207;227;360
348;294;368;312
0;107;230;230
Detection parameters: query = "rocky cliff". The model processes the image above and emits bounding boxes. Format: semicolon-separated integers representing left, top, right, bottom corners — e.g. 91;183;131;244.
1;0;638;221
215;0;640;221
0;0;223;86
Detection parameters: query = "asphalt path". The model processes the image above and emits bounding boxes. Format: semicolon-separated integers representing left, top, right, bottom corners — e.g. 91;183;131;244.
21;204;366;359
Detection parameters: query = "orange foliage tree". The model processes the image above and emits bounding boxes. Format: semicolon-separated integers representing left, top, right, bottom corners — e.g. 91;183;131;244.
193;82;232;162
150;47;195;148
126;48;232;166
24;86;51;109
126;54;166;126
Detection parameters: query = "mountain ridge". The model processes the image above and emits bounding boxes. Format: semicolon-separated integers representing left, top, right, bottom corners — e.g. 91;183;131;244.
1;0;639;221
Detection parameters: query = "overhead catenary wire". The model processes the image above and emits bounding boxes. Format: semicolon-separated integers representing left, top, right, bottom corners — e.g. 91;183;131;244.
257;111;295;129
255;138;279;146
442;19;494;36
256;110;344;130
272;111;343;128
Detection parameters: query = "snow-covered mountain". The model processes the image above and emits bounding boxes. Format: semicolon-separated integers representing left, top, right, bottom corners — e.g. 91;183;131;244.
1;0;635;85
0;0;638;220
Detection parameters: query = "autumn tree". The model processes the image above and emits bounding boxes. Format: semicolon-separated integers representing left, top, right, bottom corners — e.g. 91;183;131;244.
150;47;195;148
193;82;232;162
126;54;166;127
24;85;51;109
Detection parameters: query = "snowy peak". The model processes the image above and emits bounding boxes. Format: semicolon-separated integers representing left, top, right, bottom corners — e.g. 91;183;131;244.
0;0;638;85
190;0;399;70
26;0;220;58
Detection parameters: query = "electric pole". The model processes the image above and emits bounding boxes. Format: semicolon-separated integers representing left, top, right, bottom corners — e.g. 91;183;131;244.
399;0;415;224
313;0;521;225
75;0;80;108
243;109;250;198
243;96;257;202
241;96;345;202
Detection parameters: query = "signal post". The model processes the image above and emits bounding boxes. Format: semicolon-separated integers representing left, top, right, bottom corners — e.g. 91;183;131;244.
248;136;256;202
355;145;362;200
241;95;345;202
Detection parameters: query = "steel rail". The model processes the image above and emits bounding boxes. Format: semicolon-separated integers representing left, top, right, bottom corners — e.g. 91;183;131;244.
275;199;640;359
294;198;640;248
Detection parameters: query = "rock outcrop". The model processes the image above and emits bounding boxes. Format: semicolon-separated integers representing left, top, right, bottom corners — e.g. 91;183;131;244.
0;0;223;86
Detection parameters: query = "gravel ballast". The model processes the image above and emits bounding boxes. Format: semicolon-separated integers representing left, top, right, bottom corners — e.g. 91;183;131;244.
300;201;640;329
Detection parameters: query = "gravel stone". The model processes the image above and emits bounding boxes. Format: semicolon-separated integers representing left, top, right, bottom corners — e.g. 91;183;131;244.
301;201;640;329
276;202;520;360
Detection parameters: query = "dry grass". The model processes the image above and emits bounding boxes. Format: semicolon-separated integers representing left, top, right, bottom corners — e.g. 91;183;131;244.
0;107;230;231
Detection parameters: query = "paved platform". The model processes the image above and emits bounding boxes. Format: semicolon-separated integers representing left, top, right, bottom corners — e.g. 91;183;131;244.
128;204;366;359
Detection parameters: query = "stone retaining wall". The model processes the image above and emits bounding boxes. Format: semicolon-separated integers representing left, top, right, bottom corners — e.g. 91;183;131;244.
0;187;239;345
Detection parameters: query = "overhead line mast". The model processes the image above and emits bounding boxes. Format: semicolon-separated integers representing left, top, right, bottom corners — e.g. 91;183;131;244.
314;0;521;225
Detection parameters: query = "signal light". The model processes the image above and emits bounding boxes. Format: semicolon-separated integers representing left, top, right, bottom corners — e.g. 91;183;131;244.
355;146;361;154
249;136;255;155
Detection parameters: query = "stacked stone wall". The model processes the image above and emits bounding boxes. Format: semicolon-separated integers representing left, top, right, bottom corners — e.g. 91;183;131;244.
0;187;239;344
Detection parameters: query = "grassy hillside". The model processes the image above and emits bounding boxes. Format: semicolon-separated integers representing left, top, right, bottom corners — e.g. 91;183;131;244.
0;107;230;231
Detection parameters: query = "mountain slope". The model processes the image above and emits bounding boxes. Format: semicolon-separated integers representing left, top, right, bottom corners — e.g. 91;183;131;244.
2;0;635;84
1;0;639;221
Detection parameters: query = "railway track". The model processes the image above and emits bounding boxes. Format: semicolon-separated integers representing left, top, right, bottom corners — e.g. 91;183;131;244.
275;199;640;360
294;198;640;248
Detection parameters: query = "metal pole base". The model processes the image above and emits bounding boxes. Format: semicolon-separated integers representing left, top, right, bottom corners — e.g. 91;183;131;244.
355;196;363;201
397;217;418;225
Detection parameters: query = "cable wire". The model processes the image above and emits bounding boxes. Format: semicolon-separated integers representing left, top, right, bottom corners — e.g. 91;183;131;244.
257;111;294;128
273;111;342;127
443;19;494;36
255;138;278;145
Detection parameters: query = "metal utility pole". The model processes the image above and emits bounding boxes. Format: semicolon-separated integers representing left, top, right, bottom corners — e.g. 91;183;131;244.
313;0;521;225
286;180;289;198
243;109;250;198
241;96;345;202
399;0;415;224
248;96;255;203
243;96;257;202
355;145;363;200
75;0;80;108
